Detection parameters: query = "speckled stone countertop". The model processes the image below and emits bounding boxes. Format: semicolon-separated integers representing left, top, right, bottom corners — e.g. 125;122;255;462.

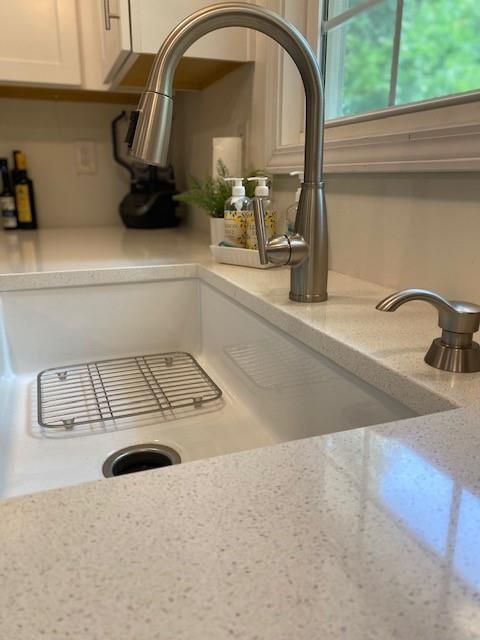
1;227;480;639
0;226;211;273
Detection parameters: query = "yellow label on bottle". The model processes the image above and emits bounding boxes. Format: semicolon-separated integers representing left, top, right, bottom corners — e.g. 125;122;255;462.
15;184;32;223
224;210;247;247
245;210;277;250
14;152;27;171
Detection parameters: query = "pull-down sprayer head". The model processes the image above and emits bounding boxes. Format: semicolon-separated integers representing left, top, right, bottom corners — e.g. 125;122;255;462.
127;92;173;167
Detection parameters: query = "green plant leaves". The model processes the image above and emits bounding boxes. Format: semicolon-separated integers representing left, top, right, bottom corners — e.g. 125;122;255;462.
174;160;271;218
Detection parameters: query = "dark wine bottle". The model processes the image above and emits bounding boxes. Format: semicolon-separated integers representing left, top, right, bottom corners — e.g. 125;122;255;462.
0;158;18;231
13;150;37;230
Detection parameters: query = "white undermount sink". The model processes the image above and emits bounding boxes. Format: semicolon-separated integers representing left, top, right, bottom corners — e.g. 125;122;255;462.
0;277;415;499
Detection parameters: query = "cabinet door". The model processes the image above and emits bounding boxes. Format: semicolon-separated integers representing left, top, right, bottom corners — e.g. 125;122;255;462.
129;0;250;62
0;0;81;86
98;0;132;83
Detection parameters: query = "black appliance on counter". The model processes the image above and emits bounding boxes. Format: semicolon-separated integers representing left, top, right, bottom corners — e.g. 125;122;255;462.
112;111;179;229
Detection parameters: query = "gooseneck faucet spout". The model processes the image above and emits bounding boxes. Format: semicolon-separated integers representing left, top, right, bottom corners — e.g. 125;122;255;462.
127;2;328;303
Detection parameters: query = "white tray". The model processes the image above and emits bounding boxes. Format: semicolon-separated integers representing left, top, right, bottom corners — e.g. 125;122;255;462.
209;245;275;269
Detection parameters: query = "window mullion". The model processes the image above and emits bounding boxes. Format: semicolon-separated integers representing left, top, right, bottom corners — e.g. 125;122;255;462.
322;0;386;33
388;0;404;106
318;0;329;85
324;0;349;119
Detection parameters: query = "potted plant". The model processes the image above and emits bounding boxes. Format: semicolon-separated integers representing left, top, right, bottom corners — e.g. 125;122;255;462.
175;160;268;245
174;160;229;245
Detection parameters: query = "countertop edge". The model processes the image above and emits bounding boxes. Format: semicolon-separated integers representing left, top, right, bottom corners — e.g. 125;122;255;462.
0;263;199;291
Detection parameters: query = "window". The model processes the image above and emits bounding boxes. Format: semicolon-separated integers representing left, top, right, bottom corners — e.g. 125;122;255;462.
324;0;480;120
264;0;480;173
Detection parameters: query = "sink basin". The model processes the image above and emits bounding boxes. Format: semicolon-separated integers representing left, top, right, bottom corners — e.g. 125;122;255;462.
0;277;415;499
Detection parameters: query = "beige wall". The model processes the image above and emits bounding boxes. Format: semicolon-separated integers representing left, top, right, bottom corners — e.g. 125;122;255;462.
0;98;131;228
272;172;480;301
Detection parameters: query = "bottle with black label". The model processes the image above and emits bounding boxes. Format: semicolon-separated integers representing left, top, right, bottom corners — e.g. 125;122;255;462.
0;158;18;231
13;150;37;229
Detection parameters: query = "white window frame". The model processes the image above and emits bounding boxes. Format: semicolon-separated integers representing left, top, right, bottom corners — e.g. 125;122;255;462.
264;0;480;173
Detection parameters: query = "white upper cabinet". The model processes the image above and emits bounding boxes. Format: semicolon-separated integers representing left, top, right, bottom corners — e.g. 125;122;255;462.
129;0;250;61
0;0;81;86
99;0;252;85
0;0;252;91
98;0;132;83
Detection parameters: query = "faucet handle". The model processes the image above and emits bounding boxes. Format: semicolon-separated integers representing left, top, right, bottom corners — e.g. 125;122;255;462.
376;288;480;373
252;196;309;267
252;195;269;265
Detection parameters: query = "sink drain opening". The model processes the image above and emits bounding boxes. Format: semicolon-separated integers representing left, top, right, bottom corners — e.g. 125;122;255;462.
102;444;181;478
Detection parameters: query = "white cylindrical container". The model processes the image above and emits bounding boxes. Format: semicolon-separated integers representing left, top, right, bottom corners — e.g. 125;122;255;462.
212;137;242;176
210;217;225;245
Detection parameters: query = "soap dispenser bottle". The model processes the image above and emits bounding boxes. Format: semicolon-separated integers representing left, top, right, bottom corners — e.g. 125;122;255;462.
246;176;277;250
224;177;251;248
286;171;303;234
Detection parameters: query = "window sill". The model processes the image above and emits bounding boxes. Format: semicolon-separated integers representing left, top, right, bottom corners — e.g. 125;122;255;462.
324;96;480;173
324;122;480;174
267;96;480;174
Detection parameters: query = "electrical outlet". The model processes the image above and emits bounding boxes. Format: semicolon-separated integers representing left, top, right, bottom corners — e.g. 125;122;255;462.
75;141;96;175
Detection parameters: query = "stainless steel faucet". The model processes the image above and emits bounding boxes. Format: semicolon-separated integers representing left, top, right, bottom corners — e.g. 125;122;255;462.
126;2;328;303
376;288;480;373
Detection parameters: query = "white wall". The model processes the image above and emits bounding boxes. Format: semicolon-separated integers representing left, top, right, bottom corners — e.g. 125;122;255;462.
326;172;480;301
0;98;132;228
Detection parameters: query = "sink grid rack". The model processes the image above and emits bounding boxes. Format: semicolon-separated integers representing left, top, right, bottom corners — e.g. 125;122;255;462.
37;352;222;429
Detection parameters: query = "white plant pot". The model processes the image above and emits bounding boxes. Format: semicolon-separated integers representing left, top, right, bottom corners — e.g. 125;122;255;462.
210;217;225;246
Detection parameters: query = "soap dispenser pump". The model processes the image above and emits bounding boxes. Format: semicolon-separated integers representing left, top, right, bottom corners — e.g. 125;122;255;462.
223;177;251;248
287;171;304;233
247;175;269;197
225;177;246;201
246;176;277;250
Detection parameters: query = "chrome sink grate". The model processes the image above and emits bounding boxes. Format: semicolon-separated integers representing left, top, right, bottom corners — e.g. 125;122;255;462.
37;352;222;429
